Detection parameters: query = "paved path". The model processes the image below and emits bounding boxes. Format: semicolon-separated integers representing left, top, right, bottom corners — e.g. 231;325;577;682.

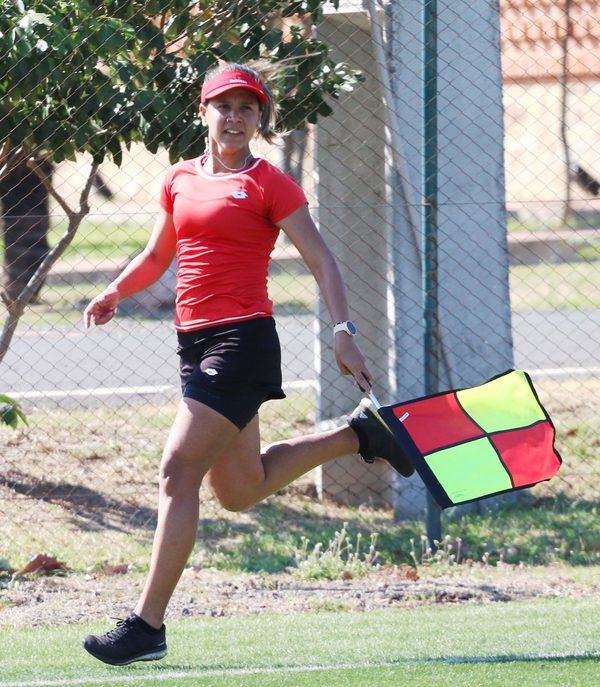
4;310;599;406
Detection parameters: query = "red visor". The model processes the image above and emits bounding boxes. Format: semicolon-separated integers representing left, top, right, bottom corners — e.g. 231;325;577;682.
201;69;268;105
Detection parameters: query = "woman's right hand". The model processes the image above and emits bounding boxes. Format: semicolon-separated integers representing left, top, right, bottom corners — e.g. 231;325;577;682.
83;286;120;329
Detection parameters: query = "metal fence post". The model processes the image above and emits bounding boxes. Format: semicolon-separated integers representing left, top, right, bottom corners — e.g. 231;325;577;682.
423;0;443;548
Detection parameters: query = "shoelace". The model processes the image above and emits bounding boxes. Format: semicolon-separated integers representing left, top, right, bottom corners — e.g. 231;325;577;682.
104;616;136;642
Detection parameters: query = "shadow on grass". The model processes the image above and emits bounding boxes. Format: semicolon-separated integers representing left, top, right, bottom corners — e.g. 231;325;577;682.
197;493;600;573
196;496;421;573
443;494;600;566
1;471;157;533
4;467;598;573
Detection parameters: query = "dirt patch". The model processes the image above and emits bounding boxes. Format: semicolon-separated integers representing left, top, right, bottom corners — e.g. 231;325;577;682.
1;564;597;628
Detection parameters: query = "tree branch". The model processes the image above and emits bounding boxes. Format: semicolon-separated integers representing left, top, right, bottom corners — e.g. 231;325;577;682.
0;139;12;167
28;157;74;218
0;160;99;367
0;145;30;182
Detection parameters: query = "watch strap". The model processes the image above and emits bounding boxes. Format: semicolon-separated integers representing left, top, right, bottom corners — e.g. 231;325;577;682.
333;320;357;336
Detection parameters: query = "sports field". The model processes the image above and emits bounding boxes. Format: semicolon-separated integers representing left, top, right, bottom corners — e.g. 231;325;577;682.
2;597;599;687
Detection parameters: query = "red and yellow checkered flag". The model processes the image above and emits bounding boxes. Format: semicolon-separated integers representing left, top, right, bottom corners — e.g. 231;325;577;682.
378;370;562;508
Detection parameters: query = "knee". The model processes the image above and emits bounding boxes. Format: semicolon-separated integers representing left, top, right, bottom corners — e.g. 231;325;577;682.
210;485;255;513
159;449;204;497
216;496;249;513
208;469;263;513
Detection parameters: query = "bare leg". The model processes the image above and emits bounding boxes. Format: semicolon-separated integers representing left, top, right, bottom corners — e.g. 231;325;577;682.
207;416;359;512
134;398;242;628
136;405;359;626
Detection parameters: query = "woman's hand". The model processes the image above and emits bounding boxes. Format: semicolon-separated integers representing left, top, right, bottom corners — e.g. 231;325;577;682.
83;286;120;329
334;333;373;393
82;209;176;331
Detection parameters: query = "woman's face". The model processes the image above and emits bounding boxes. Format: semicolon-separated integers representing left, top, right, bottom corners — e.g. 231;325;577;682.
200;88;261;153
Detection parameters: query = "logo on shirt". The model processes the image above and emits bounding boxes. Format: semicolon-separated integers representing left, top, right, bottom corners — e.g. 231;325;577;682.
232;190;248;199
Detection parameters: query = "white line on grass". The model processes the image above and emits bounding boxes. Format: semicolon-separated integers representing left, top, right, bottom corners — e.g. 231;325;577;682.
4;652;600;687
8;385;179;401
9;380;316;403
7;366;600;404
6;363;600;406
529;366;600;378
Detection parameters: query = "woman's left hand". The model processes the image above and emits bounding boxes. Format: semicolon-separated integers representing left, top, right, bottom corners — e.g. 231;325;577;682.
333;334;373;393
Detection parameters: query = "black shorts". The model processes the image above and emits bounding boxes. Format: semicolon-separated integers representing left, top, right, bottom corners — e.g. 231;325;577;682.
177;317;286;430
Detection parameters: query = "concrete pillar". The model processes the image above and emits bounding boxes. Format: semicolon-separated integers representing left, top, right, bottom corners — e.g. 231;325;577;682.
314;7;396;507
388;0;514;517
314;0;513;514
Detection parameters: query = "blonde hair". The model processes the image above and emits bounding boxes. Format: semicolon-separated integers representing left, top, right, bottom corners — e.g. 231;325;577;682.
202;61;279;143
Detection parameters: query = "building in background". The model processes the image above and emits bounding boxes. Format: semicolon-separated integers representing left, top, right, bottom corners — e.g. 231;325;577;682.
500;0;600;222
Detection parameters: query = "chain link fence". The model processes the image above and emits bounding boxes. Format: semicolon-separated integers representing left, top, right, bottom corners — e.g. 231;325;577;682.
1;1;598;572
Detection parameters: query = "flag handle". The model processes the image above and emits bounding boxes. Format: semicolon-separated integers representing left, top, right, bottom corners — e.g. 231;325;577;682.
369;390;382;409
369;390;409;424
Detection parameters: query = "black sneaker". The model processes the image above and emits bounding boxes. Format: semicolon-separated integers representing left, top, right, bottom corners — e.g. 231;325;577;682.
348;398;415;477
82;614;167;666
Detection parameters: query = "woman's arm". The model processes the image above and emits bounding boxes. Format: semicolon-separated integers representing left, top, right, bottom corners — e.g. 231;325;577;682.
278;205;372;392
83;208;176;328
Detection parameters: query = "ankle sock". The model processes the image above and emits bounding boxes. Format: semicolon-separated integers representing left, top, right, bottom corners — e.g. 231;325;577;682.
133;614;163;633
349;421;369;456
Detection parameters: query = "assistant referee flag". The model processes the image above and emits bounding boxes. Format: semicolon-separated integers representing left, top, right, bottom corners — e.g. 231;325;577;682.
378;370;562;509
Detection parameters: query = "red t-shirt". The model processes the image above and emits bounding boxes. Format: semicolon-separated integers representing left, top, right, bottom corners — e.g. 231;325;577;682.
160;156;307;332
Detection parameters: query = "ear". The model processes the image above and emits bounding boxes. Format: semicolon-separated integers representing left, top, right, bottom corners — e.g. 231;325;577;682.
199;103;207;125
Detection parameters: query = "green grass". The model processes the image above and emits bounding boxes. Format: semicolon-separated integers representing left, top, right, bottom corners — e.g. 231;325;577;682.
1;376;599;575
442;498;600;566
6;214;600;327
49;217;150;263
510;261;600;310
13;258;600;330
17;281;101;326
22;260;600;327
192;496;600;575
577;242;600;262
2;598;599;686
269;273;315;315
508;216;600;233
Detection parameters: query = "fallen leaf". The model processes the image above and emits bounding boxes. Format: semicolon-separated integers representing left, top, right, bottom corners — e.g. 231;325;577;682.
396;564;419;581
18;553;66;576
103;563;131;575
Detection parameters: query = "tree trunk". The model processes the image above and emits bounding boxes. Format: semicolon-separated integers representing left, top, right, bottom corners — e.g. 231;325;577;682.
0;159;52;302
560;0;573;225
281;126;309;185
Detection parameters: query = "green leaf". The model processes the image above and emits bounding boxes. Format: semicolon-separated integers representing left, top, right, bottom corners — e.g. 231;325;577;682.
0;406;17;428
2;0;361;162
18;11;53;31
260;29;283;52
0;395;28;428
317;100;334;117
107;136;123;167
214;39;246;64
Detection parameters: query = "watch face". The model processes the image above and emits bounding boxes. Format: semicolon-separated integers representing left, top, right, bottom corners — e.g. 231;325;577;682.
347;321;357;335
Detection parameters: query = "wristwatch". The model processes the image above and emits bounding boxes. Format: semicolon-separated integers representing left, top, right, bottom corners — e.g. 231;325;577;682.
333;320;357;336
